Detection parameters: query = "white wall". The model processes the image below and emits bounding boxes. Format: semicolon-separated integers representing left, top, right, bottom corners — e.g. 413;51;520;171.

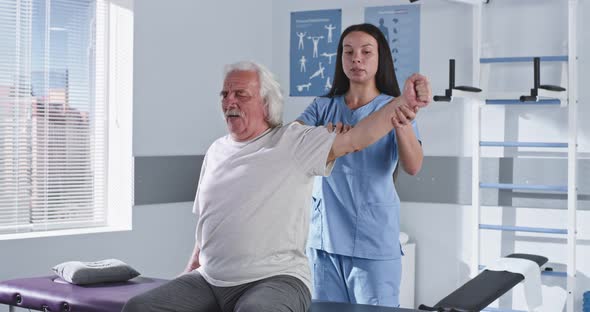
270;0;474;307
0;203;197;312
133;0;274;156
273;0;590;157
464;2;590;310
271;0;474;158
0;202;195;280
480;0;589;155
401;202;590;311
0;1;273;311
273;0;590;311
2;1;589;311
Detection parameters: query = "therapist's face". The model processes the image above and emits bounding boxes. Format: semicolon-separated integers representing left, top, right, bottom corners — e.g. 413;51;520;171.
220;70;270;142
341;31;379;85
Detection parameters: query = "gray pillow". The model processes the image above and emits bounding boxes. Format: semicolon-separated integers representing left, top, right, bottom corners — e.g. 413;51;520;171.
52;259;140;285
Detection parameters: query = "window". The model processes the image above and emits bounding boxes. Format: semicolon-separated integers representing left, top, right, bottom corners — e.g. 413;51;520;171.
0;0;133;239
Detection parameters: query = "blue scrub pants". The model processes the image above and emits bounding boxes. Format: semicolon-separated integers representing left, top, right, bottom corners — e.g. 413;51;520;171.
307;248;402;307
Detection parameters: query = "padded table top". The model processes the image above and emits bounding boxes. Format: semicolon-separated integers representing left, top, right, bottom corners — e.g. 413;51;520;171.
0;276;168;312
0;276;420;312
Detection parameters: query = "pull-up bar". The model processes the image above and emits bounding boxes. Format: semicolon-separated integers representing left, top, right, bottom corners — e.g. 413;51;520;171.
520;57;566;102
433;59;482;102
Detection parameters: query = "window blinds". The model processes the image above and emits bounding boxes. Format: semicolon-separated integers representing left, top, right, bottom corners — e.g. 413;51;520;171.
0;0;108;234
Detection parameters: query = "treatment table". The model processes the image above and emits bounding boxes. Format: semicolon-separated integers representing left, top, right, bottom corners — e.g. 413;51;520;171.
0;276;418;312
0;253;547;312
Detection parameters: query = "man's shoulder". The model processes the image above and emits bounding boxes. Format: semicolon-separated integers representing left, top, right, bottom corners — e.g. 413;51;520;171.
278;122;334;144
266;123;310;141
211;135;229;145
281;122;315;133
206;135;231;152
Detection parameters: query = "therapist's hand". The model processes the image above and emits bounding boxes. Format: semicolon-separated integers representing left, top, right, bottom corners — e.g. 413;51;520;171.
391;105;418;130
326;122;352;134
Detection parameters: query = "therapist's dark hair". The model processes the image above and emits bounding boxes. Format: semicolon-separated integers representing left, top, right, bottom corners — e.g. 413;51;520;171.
326;23;401;98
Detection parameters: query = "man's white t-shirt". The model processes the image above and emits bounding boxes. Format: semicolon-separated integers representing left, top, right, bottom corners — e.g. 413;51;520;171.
192;122;336;292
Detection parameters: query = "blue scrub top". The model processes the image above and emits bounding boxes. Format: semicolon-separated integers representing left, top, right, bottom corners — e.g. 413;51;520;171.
297;94;420;260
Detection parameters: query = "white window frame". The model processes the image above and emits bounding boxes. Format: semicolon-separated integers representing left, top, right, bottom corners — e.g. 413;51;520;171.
0;0;134;240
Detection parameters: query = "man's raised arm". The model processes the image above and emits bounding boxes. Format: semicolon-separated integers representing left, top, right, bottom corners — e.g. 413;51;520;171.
328;73;431;163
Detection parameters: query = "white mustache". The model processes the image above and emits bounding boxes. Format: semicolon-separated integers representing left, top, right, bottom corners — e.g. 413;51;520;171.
225;109;242;118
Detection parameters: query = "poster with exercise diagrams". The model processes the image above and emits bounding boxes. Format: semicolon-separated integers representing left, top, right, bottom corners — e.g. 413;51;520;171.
365;5;420;86
290;9;341;97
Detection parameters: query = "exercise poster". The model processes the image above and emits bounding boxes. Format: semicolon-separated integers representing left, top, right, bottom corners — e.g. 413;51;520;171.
365;5;420;85
290;9;341;97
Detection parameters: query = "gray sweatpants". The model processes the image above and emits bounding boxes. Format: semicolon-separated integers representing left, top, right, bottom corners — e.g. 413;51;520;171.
122;272;311;312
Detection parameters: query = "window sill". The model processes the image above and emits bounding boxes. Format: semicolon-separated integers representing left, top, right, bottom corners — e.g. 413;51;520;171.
0;225;132;241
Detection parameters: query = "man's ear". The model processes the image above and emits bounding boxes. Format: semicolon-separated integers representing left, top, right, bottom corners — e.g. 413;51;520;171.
263;100;270;119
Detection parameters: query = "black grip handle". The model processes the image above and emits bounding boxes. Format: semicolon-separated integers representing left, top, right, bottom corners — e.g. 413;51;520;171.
418;304;438;311
520;95;537;102
534;57;540;89
455;86;482;93
539;84;566;92
433;95;451;102
449;59;455;90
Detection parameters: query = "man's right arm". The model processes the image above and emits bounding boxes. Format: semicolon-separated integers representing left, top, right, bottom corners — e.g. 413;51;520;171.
183;152;208;275
183;241;200;274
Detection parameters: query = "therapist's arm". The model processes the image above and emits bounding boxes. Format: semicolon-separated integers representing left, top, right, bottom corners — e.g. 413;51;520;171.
396;123;423;175
392;104;423;175
327;74;431;163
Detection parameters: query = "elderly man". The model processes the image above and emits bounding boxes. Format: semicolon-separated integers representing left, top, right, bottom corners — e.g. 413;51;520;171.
122;61;431;312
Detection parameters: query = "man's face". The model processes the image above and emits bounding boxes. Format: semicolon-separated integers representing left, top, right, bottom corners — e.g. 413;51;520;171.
220;70;270;142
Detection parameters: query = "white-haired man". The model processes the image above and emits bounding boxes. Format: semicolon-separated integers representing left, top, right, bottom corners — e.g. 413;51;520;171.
122;61;431;312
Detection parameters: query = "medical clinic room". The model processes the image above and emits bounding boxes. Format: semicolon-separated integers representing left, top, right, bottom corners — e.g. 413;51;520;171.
1;0;589;311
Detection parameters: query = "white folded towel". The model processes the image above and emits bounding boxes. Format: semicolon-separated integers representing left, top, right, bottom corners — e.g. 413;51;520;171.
399;231;409;245
486;257;542;311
